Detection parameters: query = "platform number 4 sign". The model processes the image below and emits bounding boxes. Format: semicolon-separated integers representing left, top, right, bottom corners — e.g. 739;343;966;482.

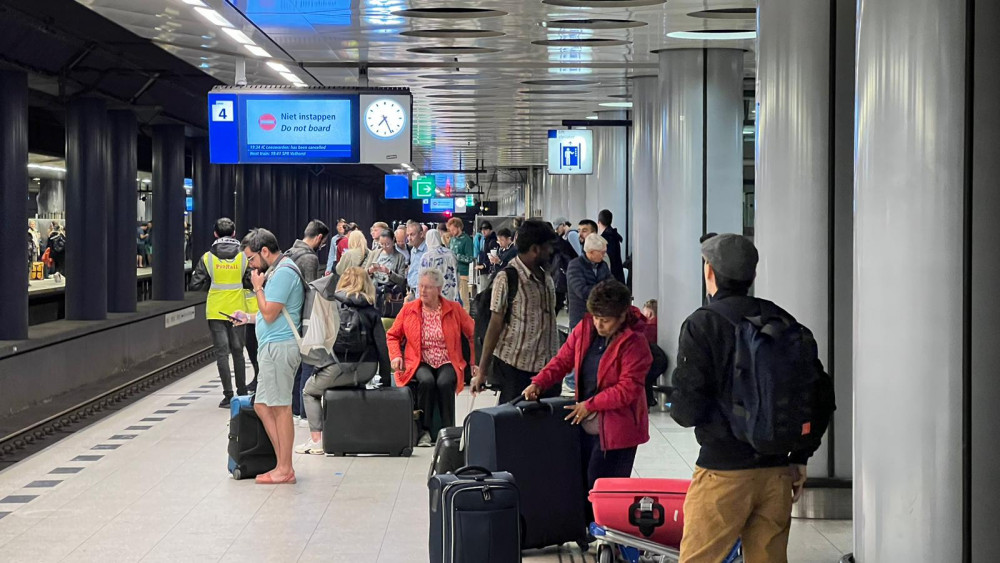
212;100;234;122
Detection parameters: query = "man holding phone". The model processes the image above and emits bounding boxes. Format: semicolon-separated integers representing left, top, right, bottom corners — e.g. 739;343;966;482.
189;217;252;408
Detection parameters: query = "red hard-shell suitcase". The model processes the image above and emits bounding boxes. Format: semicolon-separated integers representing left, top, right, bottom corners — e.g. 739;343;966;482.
588;478;690;548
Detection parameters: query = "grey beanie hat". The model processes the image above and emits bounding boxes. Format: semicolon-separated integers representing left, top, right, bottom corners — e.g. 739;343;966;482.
701;233;759;282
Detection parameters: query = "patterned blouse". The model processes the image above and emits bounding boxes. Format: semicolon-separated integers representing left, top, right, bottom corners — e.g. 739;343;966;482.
421;305;450;369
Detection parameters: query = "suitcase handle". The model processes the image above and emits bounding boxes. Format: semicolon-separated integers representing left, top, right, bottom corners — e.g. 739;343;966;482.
628;496;666;538
509;396;552;415
453;465;493;480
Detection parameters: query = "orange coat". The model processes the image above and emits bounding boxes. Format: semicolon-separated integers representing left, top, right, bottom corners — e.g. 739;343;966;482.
386;297;476;393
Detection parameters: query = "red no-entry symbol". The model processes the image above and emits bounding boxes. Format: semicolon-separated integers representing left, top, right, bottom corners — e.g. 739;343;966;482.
258;114;277;131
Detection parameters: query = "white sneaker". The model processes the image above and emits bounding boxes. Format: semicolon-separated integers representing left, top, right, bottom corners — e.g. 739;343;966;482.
417;431;432;448
295;439;324;455
297;418;310;428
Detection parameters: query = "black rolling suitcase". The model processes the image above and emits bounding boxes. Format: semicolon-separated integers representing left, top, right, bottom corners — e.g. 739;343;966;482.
227;395;275;480
428;466;521;563
463;397;589;550
323;386;414;457
428;426;464;480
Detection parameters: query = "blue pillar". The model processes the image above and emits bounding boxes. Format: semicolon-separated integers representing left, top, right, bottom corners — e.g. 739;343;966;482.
0;70;28;340
151;124;186;301
106;110;137;313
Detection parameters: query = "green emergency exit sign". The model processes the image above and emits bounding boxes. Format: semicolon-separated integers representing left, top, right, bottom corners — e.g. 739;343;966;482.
413;177;434;199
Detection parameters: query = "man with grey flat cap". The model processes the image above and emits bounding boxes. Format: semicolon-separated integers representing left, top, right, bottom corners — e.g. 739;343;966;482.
670;233;835;563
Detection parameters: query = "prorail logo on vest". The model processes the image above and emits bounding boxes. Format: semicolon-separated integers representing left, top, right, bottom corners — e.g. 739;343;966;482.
216;263;241;270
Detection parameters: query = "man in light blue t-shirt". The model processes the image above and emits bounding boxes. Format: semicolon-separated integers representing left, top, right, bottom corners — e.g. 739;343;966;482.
239;228;304;485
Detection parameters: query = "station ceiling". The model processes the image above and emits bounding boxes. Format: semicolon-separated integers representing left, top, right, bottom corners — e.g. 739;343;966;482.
74;0;756;170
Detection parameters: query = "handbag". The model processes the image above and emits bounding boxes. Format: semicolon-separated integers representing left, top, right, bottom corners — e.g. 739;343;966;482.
377;284;406;318
581;412;600;436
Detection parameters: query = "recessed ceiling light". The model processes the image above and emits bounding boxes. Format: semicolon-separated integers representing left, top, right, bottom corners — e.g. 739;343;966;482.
688;8;757;20
182;0;207;6
393;8;508;19
585;115;599;120
599;102;633;108
221;27;254;44
521;79;598;86
424;84;489;91
244;45;270;57
267;61;290;72
408;47;501;54
519;89;592;95
667;30;757;40
280;72;302;83
193;7;233;28
401;29;505;38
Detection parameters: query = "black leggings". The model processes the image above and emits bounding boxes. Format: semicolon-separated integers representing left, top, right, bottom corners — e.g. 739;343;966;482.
408;363;458;433
582;432;637;522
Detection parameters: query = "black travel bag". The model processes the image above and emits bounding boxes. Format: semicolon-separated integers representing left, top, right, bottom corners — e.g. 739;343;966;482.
227;395;275;480
463;397;589;550
428;426;465;480
428;465;521;563
323;386;414;457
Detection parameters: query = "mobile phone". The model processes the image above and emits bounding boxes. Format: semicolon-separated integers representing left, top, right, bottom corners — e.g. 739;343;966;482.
220;312;239;322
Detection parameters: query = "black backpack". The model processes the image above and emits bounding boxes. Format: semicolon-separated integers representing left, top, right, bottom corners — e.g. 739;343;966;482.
704;298;835;456
333;302;372;356
50;233;65;253
472;266;518;346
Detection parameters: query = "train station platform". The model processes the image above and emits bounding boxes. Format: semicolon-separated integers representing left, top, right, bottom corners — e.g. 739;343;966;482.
0;361;849;562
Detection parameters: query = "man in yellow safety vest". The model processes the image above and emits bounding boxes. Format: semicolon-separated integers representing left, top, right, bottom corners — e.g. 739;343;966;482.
190;217;252;407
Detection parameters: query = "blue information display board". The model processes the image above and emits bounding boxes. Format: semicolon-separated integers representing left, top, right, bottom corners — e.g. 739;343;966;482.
209;92;360;164
422;198;455;214
384;175;409;199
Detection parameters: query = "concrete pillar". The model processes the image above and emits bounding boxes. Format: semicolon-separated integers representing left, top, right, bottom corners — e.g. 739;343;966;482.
106;110;138;313
655;48;744;358
589;110;627;231
191;138;213;259
853;0;1000;559
0;70;28;339
65;98;108;320
630;76;660;306
756;0;858;480
151;124;186;301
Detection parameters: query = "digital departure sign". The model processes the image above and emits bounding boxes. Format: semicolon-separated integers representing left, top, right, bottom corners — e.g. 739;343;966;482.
208;87;411;165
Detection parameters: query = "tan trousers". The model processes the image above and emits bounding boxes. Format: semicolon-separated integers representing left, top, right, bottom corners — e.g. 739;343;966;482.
679;466;794;563
459;275;471;312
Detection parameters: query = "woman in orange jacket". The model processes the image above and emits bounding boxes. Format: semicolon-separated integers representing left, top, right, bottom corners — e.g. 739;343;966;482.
387;268;477;447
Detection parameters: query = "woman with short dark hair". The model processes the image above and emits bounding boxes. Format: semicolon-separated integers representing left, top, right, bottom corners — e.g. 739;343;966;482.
524;279;652;492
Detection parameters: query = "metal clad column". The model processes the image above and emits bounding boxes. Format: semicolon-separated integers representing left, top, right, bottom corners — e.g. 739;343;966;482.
591;110;627;226
854;0;966;559
704;50;744;235
566;173;588;224
151;125;186;301
65;98;108;320
192;139;211;258
106;110;138;313
630;76;660;305
0;70;28;339
755;0;833;477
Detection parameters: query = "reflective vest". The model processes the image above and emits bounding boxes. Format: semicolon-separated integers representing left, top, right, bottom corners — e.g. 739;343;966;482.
203;252;248;320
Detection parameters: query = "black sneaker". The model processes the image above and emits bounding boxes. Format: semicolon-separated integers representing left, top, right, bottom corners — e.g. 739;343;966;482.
219;396;233;409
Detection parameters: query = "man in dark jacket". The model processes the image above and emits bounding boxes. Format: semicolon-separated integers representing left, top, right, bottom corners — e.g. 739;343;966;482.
566;234;612;331
671;234;834;563
285;220;329;284
549;225;579;315
598;209;625;284
476;221;499;274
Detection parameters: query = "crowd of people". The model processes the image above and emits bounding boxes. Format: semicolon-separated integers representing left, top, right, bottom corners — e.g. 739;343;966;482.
188;209;833;562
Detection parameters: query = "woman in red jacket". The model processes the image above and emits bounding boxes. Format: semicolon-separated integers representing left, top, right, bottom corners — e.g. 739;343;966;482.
524;280;652;490
387;268;477;447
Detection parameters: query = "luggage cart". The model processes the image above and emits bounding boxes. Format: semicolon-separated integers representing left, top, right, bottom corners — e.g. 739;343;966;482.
589;522;742;563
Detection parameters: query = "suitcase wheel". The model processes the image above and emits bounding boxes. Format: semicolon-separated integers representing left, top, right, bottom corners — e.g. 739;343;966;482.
596;544;613;563
400;447;413;458
232;468;242;480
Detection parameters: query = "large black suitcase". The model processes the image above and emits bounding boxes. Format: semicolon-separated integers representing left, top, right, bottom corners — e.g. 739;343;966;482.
428;466;521;563
323;386;414;457
463;397;588;549
227;395;275;480
428;426;464;480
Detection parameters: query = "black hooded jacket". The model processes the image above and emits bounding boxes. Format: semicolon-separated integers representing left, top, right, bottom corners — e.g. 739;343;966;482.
332;290;392;377
601;226;626;284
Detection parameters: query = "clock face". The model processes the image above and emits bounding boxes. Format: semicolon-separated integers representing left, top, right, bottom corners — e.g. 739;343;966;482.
365;99;406;139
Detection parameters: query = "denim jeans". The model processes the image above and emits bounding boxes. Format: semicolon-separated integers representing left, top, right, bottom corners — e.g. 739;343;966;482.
292;362;316;417
208;320;247;397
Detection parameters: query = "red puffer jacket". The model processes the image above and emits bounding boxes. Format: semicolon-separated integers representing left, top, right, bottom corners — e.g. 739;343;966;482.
532;307;652;451
386;297;475;393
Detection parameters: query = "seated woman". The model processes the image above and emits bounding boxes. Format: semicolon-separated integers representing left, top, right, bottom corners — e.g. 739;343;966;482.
295;267;390;455
387;268;476;447
524;280;652;493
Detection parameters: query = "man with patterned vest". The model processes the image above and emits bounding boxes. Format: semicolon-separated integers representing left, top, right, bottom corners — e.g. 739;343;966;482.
190;217;252;407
